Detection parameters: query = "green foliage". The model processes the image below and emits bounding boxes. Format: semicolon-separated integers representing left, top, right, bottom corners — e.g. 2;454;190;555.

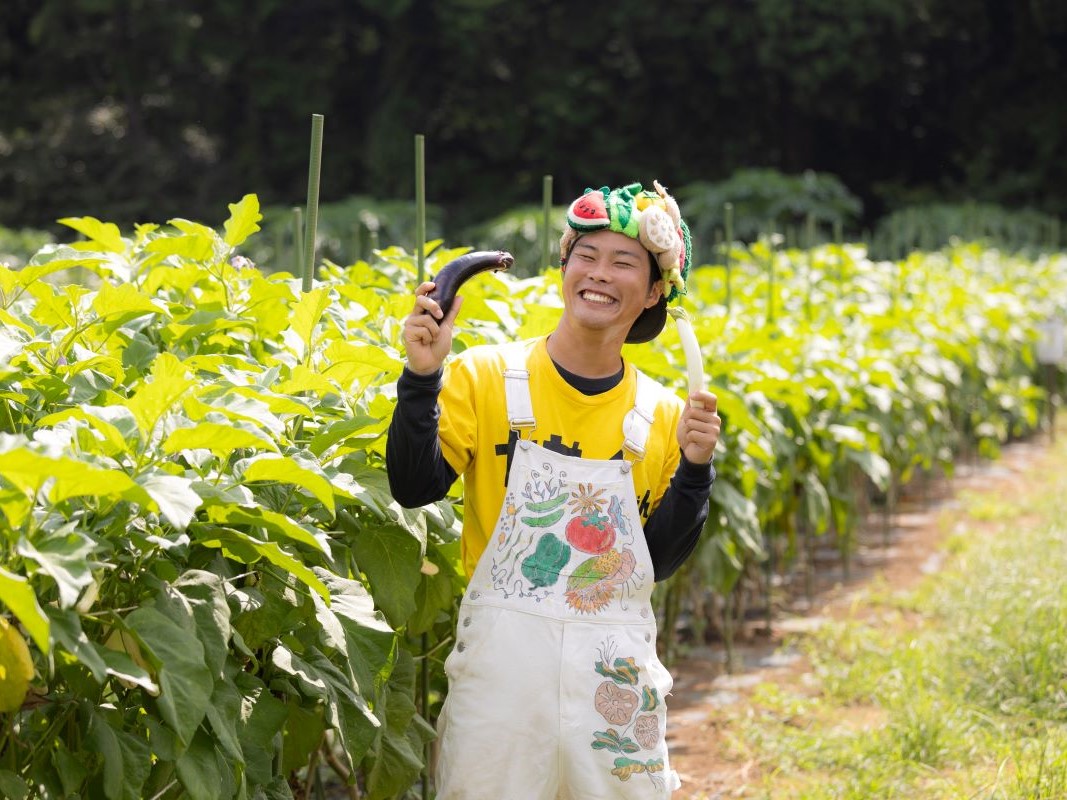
248;196;448;275
0;195;484;798
0;226;54;269
1;192;1065;796
678;168;863;248
459;204;567;277
871;202;1063;260
642;237;1065;647
2;3;1064;233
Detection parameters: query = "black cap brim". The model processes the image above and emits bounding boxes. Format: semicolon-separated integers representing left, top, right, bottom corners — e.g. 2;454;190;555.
626;296;668;344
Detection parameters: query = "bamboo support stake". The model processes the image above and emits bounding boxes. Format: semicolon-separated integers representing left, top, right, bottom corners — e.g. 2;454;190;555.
302;114;324;293
541;174;553;269
415;134;426;285
805;212;815;322
765;220;776;326
292;207;303;277
723;202;733;313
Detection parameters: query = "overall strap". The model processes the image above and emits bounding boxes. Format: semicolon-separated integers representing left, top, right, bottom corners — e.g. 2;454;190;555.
502;342;536;433
621;370;659;460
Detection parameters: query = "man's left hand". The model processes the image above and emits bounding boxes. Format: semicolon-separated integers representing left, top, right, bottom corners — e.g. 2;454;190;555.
677;390;721;465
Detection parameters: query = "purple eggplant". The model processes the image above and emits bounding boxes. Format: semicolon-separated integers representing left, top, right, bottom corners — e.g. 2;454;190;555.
426;250;514;317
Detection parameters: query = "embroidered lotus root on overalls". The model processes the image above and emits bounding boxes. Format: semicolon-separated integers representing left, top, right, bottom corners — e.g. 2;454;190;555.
434;344;681;799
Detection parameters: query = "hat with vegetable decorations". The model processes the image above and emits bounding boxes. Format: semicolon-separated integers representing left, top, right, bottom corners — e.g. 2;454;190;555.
560;180;693;343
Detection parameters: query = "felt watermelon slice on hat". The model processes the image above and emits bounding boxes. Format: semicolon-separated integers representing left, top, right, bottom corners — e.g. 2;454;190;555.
567;188;610;232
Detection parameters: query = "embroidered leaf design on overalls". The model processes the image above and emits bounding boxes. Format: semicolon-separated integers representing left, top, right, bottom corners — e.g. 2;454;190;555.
640;685;660;711
611;757;665;781
591;728;640;754
591;638;667;786
595;653;640;686
491;472;571;598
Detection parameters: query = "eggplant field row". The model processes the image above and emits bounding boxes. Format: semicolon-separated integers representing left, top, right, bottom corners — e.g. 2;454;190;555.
0;195;1064;798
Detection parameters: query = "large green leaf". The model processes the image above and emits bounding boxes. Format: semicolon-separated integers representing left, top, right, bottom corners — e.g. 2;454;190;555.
39;405;140;458
57;216;127;254
45;608;107;682
223;194;263;247
126;605;213;746
0;565;50;652
88;711;152;800
323;341;402;388
308;415;383;457
234;672;289;786
312;568;397;699
359;649;432;800
348;523;423;628
0;448;150;506
289;287;331;358
172;570;232;679
163;421;279;460
190;527;330;603
240;453;336;514
126;352;197;437
92;282;164;328
175;728;236;800
0;770;28;800
279;702;325;777
271;645;381;763
17;528;97;608
204;675;245;765
136;472;203;530
204;501;331;556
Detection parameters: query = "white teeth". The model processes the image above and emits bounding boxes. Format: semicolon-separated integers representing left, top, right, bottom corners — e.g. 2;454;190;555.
581;290;615;305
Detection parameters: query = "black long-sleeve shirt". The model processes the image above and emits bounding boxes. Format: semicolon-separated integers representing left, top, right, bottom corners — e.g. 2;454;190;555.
386;364;713;581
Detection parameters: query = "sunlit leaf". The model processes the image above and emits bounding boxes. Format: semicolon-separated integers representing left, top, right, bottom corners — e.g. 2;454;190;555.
223;194;263;247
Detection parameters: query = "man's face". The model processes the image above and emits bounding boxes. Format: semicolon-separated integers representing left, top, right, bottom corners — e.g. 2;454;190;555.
561;230;663;337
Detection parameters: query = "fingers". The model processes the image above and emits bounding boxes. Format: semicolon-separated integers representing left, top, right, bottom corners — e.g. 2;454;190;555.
679;391;722;464
413;281;443;319
690;390;717;413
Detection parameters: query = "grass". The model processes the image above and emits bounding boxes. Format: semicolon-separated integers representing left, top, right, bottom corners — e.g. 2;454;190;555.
708;444;1067;799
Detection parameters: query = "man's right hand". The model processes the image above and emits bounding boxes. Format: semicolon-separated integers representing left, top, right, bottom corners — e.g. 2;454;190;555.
402;281;463;375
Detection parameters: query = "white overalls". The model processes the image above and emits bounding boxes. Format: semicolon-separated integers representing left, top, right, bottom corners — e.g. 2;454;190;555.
434;345;681;799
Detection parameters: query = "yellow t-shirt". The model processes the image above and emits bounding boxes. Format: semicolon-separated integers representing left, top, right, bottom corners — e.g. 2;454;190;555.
439;336;684;578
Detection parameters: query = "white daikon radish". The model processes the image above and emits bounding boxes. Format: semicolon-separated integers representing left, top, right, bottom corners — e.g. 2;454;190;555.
667;306;705;409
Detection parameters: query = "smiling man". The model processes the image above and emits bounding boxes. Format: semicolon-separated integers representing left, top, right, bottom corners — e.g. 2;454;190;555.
386;181;720;799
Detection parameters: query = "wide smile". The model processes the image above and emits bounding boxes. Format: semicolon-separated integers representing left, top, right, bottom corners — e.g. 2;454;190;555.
579;289;618;306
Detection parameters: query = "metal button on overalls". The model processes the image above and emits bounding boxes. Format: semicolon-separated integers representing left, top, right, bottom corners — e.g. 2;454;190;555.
434;345;681;799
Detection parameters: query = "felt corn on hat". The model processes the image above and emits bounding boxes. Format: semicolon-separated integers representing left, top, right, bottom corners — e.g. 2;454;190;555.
560;180;692;343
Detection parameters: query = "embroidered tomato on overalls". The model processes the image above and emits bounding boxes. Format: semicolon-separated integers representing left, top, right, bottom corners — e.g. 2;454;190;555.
433;343;681;799
566;484;616;553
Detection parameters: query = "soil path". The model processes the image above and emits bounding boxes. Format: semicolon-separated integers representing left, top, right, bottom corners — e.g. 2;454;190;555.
664;435;1052;799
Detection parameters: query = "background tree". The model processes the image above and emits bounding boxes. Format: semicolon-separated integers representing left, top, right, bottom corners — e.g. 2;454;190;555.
0;0;1063;235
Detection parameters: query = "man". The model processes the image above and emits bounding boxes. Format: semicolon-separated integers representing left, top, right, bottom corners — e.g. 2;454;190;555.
387;180;720;798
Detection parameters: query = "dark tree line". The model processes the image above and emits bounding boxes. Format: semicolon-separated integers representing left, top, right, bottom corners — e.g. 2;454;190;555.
1;0;1064;234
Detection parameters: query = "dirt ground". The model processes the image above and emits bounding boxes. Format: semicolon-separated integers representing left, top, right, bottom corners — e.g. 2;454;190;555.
663;435;1053;799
